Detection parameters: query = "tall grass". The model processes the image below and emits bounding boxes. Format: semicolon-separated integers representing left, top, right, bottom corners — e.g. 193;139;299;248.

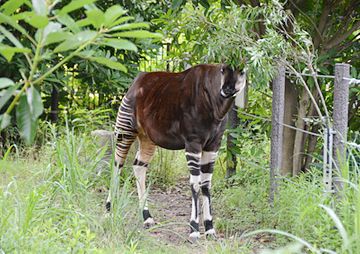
213;132;360;253
0;123;213;253
0;124;172;253
1;118;359;253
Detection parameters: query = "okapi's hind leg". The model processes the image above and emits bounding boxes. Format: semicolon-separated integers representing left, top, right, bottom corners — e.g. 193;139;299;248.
133;135;156;228
106;96;137;211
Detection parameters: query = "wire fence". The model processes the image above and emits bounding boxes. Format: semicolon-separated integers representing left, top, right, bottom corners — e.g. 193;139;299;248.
237;110;322;137
268;63;360;198
285;71;360;85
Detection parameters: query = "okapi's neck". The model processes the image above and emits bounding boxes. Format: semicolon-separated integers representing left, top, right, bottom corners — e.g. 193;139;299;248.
214;95;235;121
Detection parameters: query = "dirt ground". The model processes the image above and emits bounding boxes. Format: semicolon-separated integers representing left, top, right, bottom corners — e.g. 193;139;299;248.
144;177;275;253
147;176;194;245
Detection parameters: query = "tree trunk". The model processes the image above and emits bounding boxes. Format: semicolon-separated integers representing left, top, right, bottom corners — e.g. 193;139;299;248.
281;78;298;176
293;88;310;175
303;124;320;171
50;85;59;123
226;102;240;178
302;97;321;172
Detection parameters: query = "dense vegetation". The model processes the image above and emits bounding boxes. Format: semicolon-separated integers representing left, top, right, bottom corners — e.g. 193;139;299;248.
1;0;359;253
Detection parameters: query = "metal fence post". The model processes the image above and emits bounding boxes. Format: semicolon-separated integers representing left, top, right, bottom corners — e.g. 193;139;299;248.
333;63;350;192
323;118;334;193
269;65;285;206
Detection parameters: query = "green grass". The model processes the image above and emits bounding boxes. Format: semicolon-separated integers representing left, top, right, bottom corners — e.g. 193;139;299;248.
1;125;359;253
0;127;256;253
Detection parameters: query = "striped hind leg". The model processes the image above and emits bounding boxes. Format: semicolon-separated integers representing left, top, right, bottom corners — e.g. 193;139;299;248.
133;135;156;228
106;96;137;211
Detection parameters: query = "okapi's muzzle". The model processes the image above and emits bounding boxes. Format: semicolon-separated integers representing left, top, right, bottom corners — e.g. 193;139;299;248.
220;67;247;98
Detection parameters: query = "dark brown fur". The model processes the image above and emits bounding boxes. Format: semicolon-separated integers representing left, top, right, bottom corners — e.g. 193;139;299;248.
126;64;239;152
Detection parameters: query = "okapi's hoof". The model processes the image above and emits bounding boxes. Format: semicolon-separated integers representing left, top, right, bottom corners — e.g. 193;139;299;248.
143;217;155;229
188;231;200;243
105;201;111;212
205;229;217;240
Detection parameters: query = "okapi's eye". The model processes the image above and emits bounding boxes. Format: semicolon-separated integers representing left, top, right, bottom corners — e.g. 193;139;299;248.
220;67;224;74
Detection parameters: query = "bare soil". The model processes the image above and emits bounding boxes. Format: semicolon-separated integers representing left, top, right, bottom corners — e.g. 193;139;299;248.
144;177;275;253
147;176;194;245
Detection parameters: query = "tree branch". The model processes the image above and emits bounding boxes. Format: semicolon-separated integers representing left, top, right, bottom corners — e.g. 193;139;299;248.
334;35;360;55
288;0;323;42
313;1;332;48
324;20;360;50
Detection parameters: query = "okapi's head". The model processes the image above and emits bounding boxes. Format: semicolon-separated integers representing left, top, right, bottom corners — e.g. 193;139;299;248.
219;64;246;98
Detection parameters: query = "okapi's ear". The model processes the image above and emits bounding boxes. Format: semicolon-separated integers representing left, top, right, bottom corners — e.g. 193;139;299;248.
220;65;225;74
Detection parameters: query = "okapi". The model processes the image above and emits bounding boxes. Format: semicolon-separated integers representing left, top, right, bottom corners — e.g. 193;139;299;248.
106;64;246;242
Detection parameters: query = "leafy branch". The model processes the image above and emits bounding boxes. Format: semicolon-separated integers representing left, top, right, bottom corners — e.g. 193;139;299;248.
0;0;162;144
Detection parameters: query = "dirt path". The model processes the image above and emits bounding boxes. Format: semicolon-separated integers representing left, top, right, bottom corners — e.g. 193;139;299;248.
147;176;193;245
144;176;274;253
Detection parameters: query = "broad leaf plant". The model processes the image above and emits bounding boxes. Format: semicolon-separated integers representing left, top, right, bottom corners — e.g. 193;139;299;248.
0;0;161;144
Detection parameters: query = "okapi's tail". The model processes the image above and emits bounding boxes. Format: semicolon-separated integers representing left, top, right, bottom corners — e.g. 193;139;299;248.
114;96;137;168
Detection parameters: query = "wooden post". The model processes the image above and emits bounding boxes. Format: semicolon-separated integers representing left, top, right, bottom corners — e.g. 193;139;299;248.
269;65;285;206
333;63;350;192
226;82;248;178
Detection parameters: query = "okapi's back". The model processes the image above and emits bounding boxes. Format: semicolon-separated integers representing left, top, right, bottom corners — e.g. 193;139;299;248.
127;70;195;149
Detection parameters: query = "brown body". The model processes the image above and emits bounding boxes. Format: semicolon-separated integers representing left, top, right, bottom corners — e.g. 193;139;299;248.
127;64;237;151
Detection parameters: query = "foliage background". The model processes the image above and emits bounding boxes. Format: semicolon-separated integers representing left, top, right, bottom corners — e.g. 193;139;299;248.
0;0;360;253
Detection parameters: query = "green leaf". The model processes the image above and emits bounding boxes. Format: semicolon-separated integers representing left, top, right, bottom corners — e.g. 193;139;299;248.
88;56;127;72
54;30;97;53
199;0;210;9
16;94;38;145
171;0;185;10
0;78;14;89
0;83;20;111
100;38;137;52
85;8;105;28
56;13;81;33
109;22;150;32
0;25;25;48
44;31;72;46
76;49;95;58
58;0;96;15
32;0;47;16
24;12;49;29
0;0;27;15
111;16;134;27
76;18;92;28
0;12;31;38
26;86;43;118
0;44;31;61
42;22;62;43
104;5;127;27
111;30;162;39
0;113;11;130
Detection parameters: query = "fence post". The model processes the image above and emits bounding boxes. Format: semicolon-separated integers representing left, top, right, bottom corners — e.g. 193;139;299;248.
226;82;248;178
333;63;350;192
269;65;285;206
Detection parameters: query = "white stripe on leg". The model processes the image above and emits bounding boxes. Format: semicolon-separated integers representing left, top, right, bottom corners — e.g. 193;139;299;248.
133;164;148;209
200;151;217;165
190;174;200;223
201;172;213;221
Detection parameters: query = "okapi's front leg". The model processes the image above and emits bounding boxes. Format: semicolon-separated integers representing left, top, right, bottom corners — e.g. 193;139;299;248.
185;149;202;242
200;151;217;238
